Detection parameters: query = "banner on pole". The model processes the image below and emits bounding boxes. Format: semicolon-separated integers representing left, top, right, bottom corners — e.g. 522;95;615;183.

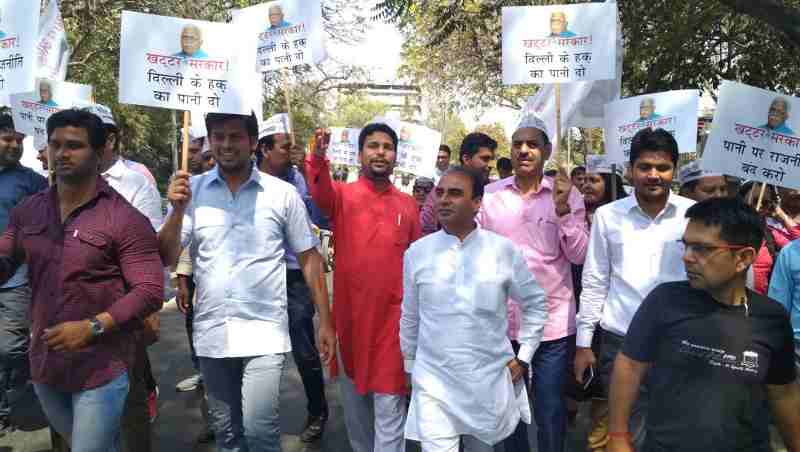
502;2;616;85
118;11;260;114
604;90;699;164
0;0;41;98
702;81;800;190
36;0;70;81
328;127;360;166
231;0;325;72
10;78;92;149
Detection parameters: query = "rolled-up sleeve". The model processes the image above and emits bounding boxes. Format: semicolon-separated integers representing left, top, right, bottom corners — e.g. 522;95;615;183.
576;211;610;348
510;246;548;364
107;211;164;326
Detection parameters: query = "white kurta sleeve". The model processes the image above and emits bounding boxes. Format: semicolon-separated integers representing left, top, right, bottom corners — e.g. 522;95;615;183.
509;246;548;365
400;247;420;373
576;210;611;348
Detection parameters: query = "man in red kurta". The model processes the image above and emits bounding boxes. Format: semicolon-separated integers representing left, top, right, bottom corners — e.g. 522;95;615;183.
306;122;421;452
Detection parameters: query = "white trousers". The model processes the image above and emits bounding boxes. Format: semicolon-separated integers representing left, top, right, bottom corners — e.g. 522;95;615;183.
421;435;494;452
336;346;406;452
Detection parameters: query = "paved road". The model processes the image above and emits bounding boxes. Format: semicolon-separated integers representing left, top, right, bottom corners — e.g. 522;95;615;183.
0;301;789;451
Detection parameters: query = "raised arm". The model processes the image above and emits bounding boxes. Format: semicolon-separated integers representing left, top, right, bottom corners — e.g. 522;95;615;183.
157;171;192;267
304;129;340;219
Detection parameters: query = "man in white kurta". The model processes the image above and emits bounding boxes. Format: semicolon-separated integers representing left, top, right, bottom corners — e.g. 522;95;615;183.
400;167;549;451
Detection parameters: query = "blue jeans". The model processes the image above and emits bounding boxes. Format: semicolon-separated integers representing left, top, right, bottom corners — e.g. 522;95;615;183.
199;354;286;452
34;371;129;452
0;284;31;421
531;335;574;452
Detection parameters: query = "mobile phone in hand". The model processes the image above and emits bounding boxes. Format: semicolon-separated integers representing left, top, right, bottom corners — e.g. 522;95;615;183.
582;366;595;391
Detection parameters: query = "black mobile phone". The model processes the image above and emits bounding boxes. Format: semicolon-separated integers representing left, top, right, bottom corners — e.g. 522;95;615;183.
582;366;595;391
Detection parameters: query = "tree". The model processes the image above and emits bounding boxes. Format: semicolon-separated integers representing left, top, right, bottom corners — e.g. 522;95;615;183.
422;105;468;163
378;0;800;117
323;93;389;129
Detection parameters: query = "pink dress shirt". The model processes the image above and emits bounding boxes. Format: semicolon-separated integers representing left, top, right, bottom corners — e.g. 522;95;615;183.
477;176;589;341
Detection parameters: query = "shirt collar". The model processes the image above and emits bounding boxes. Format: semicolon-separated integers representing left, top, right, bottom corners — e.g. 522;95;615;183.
625;190;679;218
501;175;554;195
441;222;481;244
204;163;266;190
101;158;125;180
358;174;395;194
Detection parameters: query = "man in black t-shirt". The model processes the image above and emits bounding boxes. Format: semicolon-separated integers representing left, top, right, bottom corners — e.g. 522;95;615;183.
607;197;800;452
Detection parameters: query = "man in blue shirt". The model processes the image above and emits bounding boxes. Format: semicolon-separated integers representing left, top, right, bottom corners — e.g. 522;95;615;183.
761;97;795;136
0;113;48;435
769;240;800;368
257;128;330;443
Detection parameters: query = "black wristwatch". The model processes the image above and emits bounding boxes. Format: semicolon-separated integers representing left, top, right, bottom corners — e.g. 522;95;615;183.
89;317;105;337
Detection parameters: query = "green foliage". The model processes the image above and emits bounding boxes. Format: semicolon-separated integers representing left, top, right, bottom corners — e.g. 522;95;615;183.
324;93;389;128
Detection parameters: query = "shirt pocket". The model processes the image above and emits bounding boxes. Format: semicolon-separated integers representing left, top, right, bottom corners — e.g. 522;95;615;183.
21;223;48;263
526;217;561;260
72;229;112;269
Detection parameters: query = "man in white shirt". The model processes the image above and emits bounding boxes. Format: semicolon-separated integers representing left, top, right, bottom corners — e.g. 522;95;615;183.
90;103;164;452
401;167;548;451
159;112;336;452
574;128;694;448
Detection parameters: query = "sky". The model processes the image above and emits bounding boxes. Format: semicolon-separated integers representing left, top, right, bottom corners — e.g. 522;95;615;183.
328;17;520;138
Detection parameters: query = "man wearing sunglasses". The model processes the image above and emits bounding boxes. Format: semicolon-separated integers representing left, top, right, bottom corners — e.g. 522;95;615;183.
607;197;800;452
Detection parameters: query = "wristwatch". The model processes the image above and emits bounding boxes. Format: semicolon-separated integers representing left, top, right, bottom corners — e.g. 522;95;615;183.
89;317;105;337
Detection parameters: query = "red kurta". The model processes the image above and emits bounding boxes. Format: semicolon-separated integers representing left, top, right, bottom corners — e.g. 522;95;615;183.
306;154;421;395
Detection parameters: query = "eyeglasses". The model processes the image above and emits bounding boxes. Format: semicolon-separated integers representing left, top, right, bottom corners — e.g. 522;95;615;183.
678;239;752;258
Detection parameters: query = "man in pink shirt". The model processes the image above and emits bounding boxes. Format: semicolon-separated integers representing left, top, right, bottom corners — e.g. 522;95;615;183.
478;114;588;452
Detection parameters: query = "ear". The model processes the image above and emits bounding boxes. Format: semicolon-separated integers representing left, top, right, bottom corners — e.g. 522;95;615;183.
736;247;758;274
543;142;552;161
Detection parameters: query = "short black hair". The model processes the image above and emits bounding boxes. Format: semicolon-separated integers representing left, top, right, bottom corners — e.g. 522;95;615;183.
460;132;497;163
439;144;452;157
629;128;679;167
443;166;485;200
205;112;259;140
358;123;398;153
47;109;107;151
544;169;558;177
570;166;586;178
496;157;512;172
685;197;764;251
0;113;15;133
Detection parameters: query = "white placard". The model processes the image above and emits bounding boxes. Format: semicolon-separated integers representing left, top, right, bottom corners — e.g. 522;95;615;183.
395;123;442;178
702;81;800;190
231;0;325;72
502;3;616;85
604;90;699;164
36;0;70;81
258;113;291;139
328;127;360;166
10;78;93;147
118;11;259;114
0;0;40;97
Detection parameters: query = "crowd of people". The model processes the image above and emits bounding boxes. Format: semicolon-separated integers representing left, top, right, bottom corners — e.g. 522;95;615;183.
0;103;800;452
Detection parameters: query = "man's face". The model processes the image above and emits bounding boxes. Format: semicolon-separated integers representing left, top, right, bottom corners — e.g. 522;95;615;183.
768;99;788;128
262;133;291;174
269;6;284;27
181;27;202;55
682;221;754;292
511;127;550;178
688;176;728;202
550;13;567;34
0;129;22;167
435;172;481;230
436;150;450;170
50;126;98;183
187;138;204;174
779;186;800;213
201;152;216;172
631;150;674;203
461;147;495;181
413;182;433;206
209;119;256;175
571;170;586;188
581;172;606;206
39;84;52;103
37;148;48;171
639;100;655;120
359;131;396;179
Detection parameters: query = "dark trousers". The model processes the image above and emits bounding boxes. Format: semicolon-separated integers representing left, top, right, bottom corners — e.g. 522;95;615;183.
502;340;531;452
597;329;648;450
531;335;574;452
0;284;31;422
122;344;153;452
287;269;328;418
185;277;198;369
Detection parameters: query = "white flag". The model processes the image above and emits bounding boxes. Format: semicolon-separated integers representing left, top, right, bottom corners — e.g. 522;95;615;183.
522;0;622;139
36;0;71;81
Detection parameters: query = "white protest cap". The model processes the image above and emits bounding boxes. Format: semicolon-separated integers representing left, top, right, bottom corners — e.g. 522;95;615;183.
82;103;116;128
514;112;549;137
585;155;623;177
679;160;723;186
258;113;291;140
